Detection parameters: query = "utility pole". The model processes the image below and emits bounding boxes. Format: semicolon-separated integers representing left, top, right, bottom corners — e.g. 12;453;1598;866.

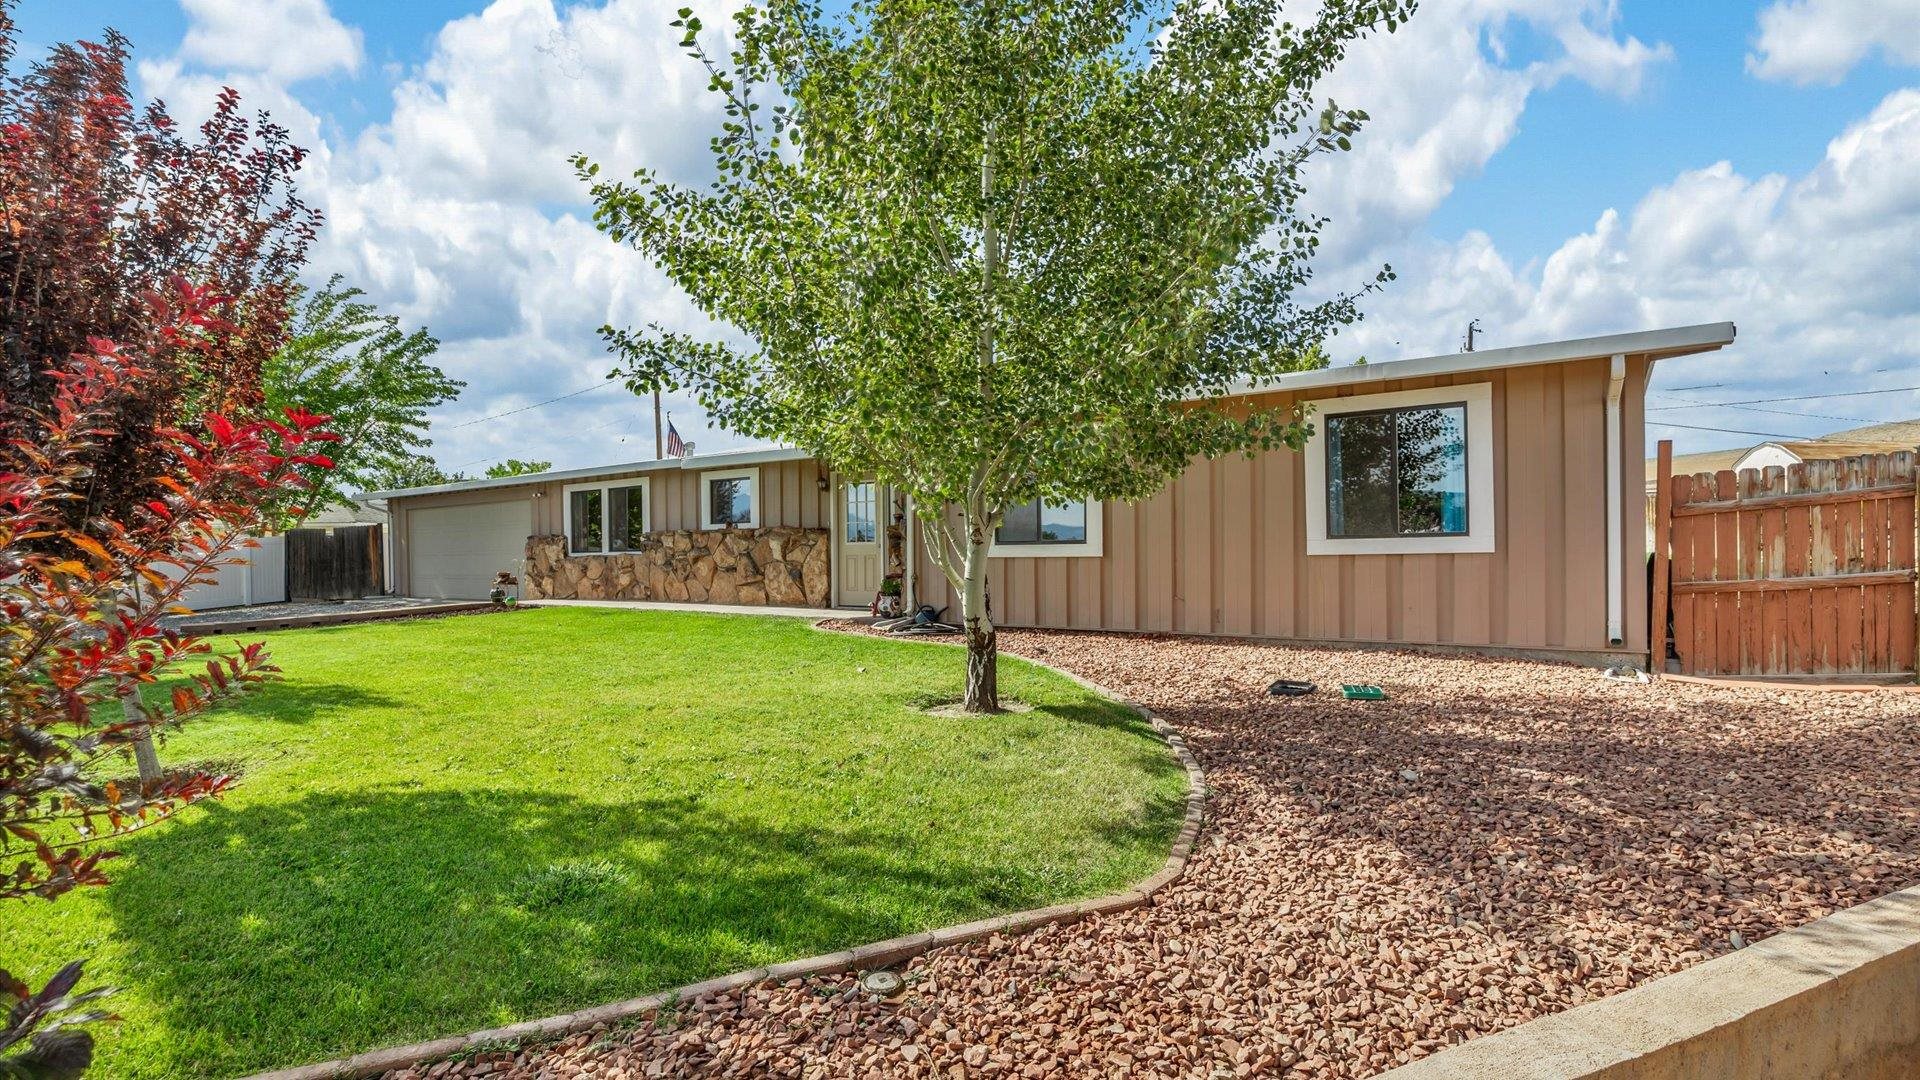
1462;319;1482;353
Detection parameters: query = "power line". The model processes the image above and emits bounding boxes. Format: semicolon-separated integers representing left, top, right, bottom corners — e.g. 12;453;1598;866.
441;377;622;429
1647;384;1920;411
1653;395;1878;425
1648;421;1814;440
444;409;654;472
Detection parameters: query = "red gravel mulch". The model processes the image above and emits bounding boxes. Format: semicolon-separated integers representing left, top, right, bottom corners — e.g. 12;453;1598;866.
391;630;1920;1080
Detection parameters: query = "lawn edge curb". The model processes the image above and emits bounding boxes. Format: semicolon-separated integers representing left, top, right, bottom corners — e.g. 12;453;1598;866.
242;621;1206;1080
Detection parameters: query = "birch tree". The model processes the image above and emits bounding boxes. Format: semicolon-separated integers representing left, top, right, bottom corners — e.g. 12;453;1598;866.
577;0;1412;711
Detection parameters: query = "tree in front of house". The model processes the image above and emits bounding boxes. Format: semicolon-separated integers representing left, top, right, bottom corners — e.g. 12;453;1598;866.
0;286;336;1075
365;454;470;491
577;0;1411;710
485;459;552;479
266;276;464;521
0;4;319;531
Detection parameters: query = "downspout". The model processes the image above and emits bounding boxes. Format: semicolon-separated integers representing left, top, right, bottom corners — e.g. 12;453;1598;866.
903;493;916;613
1605;353;1627;647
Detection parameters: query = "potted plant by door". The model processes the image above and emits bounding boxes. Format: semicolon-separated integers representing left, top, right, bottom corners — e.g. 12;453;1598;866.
873;575;903;617
490;570;520;605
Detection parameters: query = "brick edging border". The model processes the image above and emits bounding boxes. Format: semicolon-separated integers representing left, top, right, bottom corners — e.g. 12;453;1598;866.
244;623;1206;1080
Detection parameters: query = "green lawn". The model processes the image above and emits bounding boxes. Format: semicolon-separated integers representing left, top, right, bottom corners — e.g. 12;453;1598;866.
0;607;1184;1079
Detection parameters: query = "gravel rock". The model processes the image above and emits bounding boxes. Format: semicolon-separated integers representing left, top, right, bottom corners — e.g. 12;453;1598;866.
389;630;1920;1080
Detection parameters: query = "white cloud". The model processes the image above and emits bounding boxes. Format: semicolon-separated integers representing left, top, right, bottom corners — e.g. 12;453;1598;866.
177;0;364;83
360;0;730;205
144;0;752;473
305;0;747;471
138;0;1920;467
1747;0;1920;86
1305;0;1671;268
1338;88;1920;449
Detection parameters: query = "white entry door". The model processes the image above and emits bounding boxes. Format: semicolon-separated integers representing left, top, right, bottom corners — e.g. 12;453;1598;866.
835;479;885;607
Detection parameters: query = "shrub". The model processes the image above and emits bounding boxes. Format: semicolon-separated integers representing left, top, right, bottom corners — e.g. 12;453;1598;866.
0;282;335;1072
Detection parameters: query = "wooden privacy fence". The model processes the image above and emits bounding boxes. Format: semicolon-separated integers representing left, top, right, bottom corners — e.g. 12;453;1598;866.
1650;442;1917;679
288;524;385;601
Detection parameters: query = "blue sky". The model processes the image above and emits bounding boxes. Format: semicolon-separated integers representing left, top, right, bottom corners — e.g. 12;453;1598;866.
12;0;1920;470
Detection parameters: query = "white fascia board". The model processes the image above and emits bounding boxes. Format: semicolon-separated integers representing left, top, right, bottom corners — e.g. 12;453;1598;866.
358;445;813;501
1195;322;1737;402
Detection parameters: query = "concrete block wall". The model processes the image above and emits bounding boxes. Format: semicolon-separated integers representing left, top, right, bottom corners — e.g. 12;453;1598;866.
1378;886;1920;1079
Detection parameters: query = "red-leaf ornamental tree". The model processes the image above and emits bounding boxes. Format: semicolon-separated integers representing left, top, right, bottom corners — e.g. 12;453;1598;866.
0;1;319;530
0;283;335;1073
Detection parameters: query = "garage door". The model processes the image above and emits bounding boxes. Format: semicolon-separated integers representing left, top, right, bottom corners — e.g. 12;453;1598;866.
407;500;531;599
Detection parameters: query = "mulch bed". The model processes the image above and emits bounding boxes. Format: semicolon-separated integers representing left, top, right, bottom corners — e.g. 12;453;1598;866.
388;630;1920;1079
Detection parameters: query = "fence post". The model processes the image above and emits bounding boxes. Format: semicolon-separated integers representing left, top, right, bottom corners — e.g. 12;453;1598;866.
1651;439;1674;674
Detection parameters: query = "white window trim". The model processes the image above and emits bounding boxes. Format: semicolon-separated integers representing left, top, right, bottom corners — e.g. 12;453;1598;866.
1304;382;1495;556
989;497;1104;559
700;467;761;530
562;477;652;555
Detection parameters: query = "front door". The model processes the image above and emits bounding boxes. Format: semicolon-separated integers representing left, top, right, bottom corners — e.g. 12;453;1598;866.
835;478;885;608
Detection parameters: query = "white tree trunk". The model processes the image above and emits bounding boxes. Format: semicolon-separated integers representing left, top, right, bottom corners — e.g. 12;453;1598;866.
959;520;997;712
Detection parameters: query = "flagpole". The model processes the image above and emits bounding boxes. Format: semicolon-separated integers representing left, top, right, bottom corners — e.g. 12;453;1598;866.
653;390;663;460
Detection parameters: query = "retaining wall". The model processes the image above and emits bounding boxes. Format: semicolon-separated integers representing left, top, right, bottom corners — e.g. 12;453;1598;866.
1378;884;1920;1079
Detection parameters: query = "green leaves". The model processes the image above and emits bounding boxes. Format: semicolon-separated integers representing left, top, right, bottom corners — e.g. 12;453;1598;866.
262;276;462;515
577;0;1414;606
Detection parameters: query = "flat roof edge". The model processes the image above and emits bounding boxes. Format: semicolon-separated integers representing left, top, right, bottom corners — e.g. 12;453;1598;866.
358;445;812;501
1201;322;1737;400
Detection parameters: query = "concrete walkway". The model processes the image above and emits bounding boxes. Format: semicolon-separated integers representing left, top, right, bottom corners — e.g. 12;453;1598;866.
163;597;488;635
521;597;850;620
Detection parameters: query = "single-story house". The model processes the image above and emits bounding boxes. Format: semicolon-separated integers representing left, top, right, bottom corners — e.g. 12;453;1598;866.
363;322;1737;665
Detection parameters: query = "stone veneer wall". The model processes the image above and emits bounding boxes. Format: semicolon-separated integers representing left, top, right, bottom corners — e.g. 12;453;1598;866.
523;528;830;607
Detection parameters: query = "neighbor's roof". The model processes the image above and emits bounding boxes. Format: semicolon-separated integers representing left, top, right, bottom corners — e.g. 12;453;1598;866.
1199;322;1737;401
1645;447;1748;487
357;445;812;501
1643;417;1920;489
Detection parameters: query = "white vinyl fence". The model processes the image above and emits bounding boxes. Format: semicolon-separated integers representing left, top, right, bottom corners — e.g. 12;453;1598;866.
176;534;287;611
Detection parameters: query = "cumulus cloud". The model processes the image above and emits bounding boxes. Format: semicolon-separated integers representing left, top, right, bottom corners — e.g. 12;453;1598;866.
142;0;750;473
303;0;745;470
1304;0;1672;268
177;0;364;83
137;0;1920;466
359;0;731;205
1338;89;1920;447
1747;0;1920;86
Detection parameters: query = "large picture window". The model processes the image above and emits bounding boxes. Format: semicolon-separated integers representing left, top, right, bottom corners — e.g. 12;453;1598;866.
1326;403;1468;538
700;467;760;530
1305;382;1494;555
564;478;651;554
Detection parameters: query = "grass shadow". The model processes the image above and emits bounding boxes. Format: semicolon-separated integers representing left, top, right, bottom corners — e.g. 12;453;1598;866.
96;784;1109;1076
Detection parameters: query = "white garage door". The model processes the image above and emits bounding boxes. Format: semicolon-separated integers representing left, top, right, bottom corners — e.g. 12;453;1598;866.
407;500;531;599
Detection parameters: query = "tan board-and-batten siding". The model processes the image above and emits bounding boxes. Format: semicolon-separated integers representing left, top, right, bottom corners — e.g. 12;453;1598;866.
911;355;1653;657
388;458;829;596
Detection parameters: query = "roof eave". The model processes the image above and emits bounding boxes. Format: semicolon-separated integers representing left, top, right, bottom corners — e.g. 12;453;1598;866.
1196;322;1738;401
356;445;813;501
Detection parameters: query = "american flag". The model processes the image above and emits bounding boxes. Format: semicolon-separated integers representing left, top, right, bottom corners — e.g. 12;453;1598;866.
665;418;688;458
